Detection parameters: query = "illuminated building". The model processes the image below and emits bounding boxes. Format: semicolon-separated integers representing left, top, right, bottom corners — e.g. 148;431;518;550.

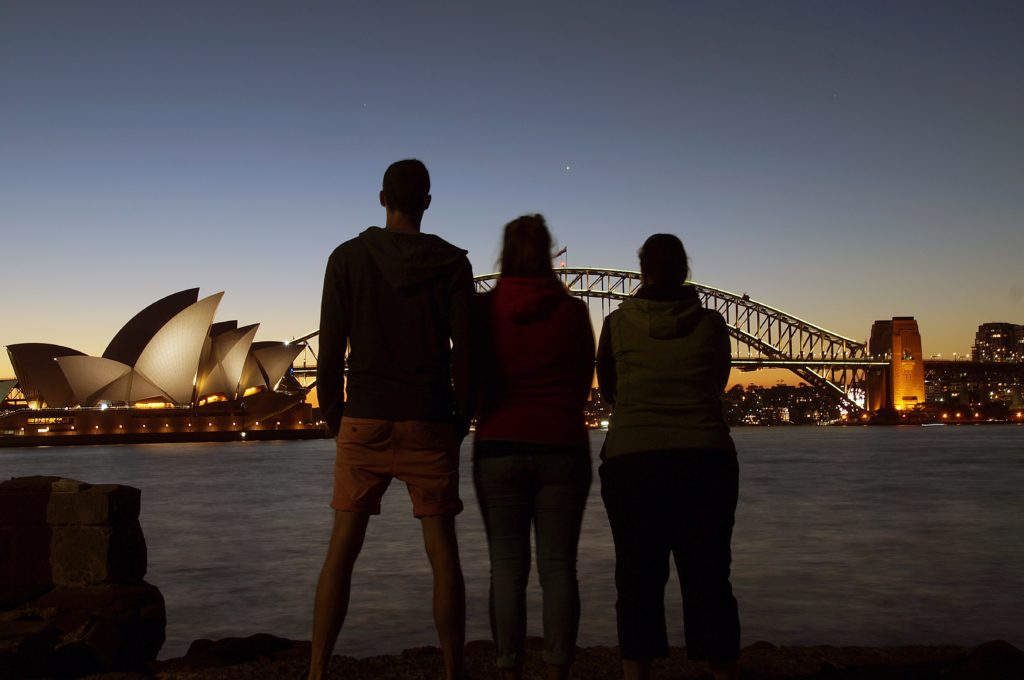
2;289;316;443
921;322;1024;415
925;360;1024;407
867;317;925;412
972;322;1024;363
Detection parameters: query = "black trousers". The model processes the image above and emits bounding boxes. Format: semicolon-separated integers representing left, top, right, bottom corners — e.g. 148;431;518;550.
600;449;740;662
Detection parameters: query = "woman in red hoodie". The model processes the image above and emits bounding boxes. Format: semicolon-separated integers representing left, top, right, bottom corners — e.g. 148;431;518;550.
474;215;596;680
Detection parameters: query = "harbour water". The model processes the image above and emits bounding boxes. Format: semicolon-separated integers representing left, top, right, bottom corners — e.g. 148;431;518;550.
2;426;1023;659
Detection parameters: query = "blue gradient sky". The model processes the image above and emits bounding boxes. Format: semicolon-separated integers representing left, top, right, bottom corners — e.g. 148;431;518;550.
2;1;1022;380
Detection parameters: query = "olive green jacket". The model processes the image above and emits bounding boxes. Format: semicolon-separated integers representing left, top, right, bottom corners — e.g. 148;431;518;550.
596;285;734;458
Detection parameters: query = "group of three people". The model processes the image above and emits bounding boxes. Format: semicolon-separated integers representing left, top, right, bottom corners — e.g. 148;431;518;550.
309;159;740;680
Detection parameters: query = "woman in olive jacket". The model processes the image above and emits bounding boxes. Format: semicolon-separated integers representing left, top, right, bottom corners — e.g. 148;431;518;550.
596;233;740;680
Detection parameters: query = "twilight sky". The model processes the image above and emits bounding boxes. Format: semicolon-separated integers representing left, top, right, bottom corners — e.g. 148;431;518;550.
2;1;1023;381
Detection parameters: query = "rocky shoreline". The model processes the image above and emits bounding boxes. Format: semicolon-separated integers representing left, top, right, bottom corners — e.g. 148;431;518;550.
6;477;1022;679
76;634;1024;680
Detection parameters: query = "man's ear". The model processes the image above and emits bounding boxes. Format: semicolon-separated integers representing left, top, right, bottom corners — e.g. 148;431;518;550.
379;190;387;208
422;194;432;212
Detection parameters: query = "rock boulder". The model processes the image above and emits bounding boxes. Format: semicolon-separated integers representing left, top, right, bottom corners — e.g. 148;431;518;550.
0;476;165;678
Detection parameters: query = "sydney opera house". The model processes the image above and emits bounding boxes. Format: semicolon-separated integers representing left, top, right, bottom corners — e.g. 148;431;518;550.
1;289;321;444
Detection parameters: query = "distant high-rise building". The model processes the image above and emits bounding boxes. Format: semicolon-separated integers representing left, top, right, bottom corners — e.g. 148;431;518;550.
972;322;1023;362
924;360;1024;406
867;317;925;411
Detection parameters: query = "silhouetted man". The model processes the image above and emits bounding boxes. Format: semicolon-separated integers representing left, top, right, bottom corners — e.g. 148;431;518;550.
309;159;474;680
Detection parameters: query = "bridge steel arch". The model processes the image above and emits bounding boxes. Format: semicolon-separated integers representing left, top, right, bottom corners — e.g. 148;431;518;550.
292;267;883;412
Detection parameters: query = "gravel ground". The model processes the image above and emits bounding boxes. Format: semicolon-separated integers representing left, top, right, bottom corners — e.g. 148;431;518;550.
80;635;1024;680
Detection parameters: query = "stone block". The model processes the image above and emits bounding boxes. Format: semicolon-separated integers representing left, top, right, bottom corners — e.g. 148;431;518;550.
0;477;88;494
0;477;164;677
46;485;141;526
0;478;140;527
2;522;147;587
49;523;147;586
0;526;52;586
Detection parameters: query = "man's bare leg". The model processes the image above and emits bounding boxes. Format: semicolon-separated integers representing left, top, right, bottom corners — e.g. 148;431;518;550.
308;510;371;680
421;514;466;680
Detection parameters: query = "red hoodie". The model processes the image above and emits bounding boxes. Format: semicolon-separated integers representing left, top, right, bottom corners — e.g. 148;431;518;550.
474;277;595;445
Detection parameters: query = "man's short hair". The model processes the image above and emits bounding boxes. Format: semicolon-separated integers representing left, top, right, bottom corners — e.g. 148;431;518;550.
638;233;689;286
382;159;430;215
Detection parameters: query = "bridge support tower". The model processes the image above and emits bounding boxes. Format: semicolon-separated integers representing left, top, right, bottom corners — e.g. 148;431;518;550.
867;317;925;412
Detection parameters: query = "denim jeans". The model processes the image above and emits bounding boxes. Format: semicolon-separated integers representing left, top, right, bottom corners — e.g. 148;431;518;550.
473;441;592;668
600;448;740;663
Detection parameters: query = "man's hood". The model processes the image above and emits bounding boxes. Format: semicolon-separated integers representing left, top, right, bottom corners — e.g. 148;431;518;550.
359;226;467;291
621;285;705;339
493;277;566;323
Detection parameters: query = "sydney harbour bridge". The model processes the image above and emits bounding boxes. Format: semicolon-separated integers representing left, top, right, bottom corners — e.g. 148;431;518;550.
289;267;888;413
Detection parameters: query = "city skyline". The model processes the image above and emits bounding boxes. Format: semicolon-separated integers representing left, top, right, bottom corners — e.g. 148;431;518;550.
2;2;1022;380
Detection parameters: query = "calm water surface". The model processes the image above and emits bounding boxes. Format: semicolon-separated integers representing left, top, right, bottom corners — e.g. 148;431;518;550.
3;426;1023;658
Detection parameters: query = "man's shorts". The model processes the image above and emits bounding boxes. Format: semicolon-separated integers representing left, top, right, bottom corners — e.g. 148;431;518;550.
331;416;463;517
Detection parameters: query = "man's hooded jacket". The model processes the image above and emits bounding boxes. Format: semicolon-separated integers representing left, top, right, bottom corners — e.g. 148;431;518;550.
317;227;474;435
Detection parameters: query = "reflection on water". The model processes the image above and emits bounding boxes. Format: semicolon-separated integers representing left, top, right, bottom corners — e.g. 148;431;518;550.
3;426;1023;658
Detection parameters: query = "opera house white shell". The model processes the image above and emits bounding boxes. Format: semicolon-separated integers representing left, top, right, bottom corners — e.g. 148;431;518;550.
0;380;16;403
5;343;84;408
196;322;260;400
5;289;304;410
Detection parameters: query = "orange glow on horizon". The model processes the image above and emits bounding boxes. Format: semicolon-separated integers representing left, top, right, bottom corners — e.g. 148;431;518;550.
726;367;806;389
